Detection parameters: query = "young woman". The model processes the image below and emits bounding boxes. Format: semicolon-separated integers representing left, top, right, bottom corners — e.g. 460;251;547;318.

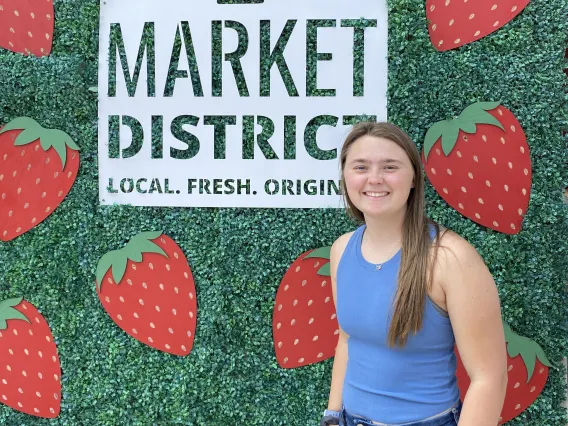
320;122;508;426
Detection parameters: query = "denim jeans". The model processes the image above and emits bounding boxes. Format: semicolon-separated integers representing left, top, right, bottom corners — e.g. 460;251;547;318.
339;400;462;426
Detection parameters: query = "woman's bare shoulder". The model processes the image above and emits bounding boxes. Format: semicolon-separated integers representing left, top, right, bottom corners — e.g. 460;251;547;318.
331;231;355;259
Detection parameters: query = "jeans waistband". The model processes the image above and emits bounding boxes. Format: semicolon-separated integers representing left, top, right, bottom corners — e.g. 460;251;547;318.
345;399;461;426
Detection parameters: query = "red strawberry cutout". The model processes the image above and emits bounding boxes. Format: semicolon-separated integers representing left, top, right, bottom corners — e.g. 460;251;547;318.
0;297;61;418
422;102;531;234
456;321;551;424
0;117;80;241
426;0;530;51
273;247;339;368
0;0;54;56
96;231;197;356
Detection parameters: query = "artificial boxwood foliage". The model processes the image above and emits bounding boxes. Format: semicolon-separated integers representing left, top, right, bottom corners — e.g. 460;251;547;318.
1;0;567;425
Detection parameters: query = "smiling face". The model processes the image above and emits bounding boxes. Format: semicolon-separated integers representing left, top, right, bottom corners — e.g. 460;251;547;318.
342;135;415;220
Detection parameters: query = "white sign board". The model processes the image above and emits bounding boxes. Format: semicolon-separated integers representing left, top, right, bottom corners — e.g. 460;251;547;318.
97;0;388;208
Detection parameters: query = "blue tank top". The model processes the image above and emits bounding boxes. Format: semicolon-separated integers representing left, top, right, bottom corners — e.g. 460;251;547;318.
336;224;459;424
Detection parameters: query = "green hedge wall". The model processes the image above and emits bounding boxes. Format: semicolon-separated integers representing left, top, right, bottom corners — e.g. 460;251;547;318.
1;0;567;425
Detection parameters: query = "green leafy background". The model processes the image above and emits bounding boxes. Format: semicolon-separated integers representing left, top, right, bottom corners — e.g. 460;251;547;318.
1;0;567;425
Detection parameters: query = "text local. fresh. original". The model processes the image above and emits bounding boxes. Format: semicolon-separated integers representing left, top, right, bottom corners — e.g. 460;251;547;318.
105;18;378;160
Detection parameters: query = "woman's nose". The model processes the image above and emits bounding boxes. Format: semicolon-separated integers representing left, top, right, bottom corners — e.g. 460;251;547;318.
368;170;383;184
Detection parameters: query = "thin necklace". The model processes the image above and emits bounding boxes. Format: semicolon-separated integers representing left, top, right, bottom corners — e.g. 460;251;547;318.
375;238;402;270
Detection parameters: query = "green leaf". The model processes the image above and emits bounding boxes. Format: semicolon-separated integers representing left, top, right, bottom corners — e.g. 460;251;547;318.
304;246;331;260
471;101;501;111
129;238;168;258
0;297;31;330
454;118;477;134
112;255;129;285
317;263;331;276
96;250;121;289
423;121;446;161
534;345;552;367
504;320;552;382
122;243;144;262
459;107;505;131
13;127;42;146
131;231;163;241
41;129;80;170
440;120;460;156
96;232;168;290
0;117;41;135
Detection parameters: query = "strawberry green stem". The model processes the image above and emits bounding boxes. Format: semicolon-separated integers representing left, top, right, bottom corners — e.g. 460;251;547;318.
0;117;80;170
303;246;331;276
0;298;31;330
96;231;168;290
503;320;552;383
423;101;505;162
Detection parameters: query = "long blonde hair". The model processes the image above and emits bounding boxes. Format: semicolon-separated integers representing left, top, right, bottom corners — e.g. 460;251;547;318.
339;122;442;347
